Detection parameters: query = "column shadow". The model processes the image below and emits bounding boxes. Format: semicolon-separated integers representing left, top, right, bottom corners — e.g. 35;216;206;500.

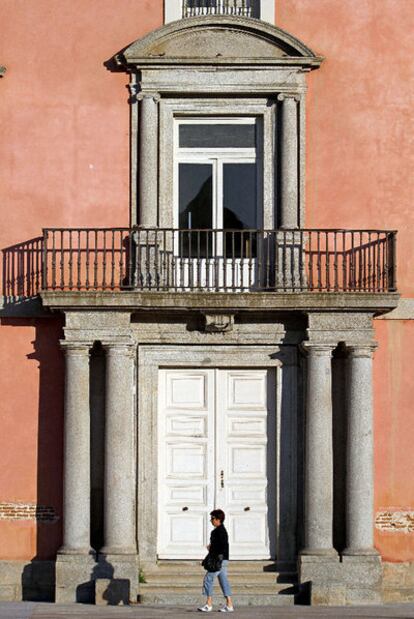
1;316;65;601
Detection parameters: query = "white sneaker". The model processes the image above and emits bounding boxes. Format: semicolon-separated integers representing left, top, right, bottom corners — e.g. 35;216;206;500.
219;606;234;613
198;604;213;612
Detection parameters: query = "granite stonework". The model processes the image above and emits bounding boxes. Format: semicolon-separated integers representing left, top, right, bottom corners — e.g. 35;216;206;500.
120;15;320;230
299;555;382;605
0;299;409;604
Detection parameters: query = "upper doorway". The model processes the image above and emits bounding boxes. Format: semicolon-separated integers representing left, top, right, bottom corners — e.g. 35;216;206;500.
173;117;263;289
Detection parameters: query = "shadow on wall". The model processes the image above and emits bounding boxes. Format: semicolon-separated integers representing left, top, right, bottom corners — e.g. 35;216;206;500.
0;316;65;601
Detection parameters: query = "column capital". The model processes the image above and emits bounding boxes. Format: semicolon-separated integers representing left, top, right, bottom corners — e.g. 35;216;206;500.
102;342;136;358
60;340;91;355
301;342;336;357
277;92;301;102
347;343;378;358
137;91;161;103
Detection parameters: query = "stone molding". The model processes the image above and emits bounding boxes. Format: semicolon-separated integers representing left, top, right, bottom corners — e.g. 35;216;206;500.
347;344;378;358
40;291;400;314
277;92;301;102
202;312;234;332
59;340;91;354
137;91;161;103
137;343;298;563
375;297;414;320
102;342;136;358
302;342;336;356
121;15;323;68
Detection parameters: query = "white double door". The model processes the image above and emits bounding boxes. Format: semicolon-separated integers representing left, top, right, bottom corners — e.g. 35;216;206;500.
158;368;275;559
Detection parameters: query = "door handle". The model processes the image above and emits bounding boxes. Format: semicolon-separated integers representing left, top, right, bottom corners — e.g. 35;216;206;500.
220;470;224;489
244;506;250;511
182;506;189;511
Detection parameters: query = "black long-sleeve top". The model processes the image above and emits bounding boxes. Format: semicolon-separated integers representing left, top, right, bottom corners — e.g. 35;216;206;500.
210;524;229;560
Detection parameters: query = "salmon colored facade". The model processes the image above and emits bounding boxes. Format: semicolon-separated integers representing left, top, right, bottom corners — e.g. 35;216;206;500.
0;0;413;605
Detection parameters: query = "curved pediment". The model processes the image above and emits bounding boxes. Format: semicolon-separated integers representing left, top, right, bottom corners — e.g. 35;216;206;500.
121;16;322;68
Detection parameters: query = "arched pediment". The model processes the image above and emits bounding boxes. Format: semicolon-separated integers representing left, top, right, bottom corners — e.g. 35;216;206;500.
121;16;322;69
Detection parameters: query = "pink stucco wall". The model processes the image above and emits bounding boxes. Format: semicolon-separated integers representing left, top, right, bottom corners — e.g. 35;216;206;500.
0;0;413;561
277;0;414;560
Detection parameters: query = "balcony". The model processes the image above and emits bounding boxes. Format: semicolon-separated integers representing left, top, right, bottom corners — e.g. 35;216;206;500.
2;228;397;312
182;1;260;19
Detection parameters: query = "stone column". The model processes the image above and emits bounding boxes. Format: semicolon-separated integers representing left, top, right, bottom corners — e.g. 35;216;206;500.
59;342;92;555
138;92;160;228
302;344;337;555
343;345;378;555
101;343;136;555
278;93;300;230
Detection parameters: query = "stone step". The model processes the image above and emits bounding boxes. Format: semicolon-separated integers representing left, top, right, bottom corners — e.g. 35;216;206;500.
153;560;290;570
143;572;297;585
138;590;296;606
140;582;296;594
147;561;296;575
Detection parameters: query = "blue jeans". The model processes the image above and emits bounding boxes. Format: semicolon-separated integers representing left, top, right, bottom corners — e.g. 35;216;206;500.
202;559;232;597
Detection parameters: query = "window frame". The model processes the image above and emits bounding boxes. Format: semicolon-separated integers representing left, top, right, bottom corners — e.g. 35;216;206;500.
156;99;273;231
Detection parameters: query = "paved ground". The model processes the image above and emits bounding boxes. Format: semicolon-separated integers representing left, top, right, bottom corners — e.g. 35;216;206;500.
1;603;414;619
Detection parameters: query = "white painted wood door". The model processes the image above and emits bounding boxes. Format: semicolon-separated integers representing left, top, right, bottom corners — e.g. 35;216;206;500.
158;368;275;559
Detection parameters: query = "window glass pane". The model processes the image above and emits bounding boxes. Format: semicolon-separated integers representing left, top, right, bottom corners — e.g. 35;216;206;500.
223;163;257;258
179;124;256;148
179;163;213;257
223;163;256;229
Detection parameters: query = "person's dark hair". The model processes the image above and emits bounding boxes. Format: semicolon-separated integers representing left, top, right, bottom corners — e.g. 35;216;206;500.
210;509;225;524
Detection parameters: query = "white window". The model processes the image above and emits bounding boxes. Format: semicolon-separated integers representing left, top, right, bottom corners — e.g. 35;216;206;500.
174;117;262;235
164;0;275;24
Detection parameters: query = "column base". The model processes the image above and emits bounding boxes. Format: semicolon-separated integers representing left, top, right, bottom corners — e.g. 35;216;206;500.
55;552;139;604
342;547;380;557
55;552;96;603
298;552;382;605
58;546;95;556
99;546;137;556
300;548;338;557
96;553;139;604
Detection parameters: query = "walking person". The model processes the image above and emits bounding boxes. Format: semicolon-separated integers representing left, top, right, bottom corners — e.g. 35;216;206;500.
198;509;234;613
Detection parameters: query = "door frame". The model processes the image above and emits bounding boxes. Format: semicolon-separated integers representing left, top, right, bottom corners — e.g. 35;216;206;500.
137;344;298;567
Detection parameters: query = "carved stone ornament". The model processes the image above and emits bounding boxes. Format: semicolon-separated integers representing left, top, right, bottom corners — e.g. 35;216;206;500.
202;312;234;333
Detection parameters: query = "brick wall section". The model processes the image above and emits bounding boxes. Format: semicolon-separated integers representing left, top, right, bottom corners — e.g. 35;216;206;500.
376;511;414;533
0;503;58;523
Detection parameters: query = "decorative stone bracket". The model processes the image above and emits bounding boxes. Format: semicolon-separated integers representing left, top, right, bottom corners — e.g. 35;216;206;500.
202;312;234;333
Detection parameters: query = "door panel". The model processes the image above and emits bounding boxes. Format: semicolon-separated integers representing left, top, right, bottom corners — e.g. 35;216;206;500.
216;369;273;558
158;370;214;559
158;368;274;559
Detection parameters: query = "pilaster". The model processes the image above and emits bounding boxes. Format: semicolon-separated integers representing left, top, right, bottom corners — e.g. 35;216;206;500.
138;92;160;227
278;93;300;230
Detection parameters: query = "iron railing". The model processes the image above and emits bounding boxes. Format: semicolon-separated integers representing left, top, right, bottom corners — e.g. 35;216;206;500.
33;228;398;294
2;228;397;300
183;0;259;18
